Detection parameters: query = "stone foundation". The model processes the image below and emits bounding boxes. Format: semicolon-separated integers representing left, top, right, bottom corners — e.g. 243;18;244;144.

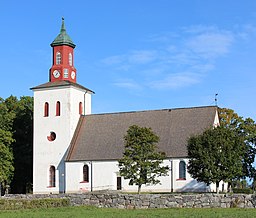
2;192;256;209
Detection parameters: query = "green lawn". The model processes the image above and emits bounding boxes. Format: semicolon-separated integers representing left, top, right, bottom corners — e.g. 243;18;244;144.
0;206;255;218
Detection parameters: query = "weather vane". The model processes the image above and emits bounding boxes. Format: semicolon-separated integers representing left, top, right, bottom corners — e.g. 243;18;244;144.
215;93;218;106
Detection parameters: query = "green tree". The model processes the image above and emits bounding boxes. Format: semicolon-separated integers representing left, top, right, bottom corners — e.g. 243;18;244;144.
0;98;15;193
219;108;256;180
5;96;33;193
187;126;245;193
118;125;169;194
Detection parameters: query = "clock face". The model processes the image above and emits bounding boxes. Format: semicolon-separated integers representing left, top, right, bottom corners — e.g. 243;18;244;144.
71;71;76;79
53;70;60;78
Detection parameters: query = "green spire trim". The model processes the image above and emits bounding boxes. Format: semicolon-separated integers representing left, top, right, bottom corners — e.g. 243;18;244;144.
51;18;76;48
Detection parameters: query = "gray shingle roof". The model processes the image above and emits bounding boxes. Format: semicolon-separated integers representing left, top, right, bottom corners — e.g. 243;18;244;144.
66;106;217;161
31;81;94;94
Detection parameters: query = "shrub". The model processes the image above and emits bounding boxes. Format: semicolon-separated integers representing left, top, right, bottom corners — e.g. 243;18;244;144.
232;188;253;194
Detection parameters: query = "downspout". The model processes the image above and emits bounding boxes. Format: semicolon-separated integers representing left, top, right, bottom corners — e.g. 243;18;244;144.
170;159;173;192
90;161;93;192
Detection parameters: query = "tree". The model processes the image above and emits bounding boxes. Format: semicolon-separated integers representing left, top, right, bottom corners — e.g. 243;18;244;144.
4;96;33;193
219;108;256;180
187;126;245;193
118;125;169;194
0;98;15;194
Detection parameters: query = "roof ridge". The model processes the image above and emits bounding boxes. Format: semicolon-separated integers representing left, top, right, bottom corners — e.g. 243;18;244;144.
82;105;217;117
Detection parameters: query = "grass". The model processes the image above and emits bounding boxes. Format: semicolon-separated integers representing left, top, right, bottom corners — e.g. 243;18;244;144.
0;206;255;218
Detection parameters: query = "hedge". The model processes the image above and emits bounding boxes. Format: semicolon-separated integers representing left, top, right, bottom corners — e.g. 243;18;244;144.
232;188;253;194
0;198;70;210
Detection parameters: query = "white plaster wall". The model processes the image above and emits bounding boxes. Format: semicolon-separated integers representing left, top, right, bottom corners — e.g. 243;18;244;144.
66;161;119;193
171;159;209;192
120;159;172;192
214;110;220;127
33;85;91;194
65;159;215;193
65;162;92;193
92;161;120;191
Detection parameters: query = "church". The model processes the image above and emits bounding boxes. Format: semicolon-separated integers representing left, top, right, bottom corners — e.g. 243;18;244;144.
32;19;224;194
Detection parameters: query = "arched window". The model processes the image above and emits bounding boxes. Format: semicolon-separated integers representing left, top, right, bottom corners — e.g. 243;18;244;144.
79;102;83;115
56;101;60;116
179;161;186;180
69;53;72;66
49;166;56;187
83;165;89;182
44;102;49;117
56;52;61;64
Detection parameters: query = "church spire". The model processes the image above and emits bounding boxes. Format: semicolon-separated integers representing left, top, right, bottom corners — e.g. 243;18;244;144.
61;17;66;33
51;18;76;48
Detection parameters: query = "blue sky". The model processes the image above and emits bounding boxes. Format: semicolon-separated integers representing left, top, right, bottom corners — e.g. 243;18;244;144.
1;0;256;120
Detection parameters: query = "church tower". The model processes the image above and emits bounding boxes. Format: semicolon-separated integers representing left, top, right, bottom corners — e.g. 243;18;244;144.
32;19;94;194
50;18;77;83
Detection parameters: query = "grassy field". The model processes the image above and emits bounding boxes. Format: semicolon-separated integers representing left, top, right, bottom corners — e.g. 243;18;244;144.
0;206;255;218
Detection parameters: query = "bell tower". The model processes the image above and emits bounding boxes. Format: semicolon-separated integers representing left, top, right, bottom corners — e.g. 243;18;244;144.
50;18;77;83
32;18;94;194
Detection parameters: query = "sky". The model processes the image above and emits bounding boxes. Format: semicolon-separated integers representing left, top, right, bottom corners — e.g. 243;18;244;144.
1;0;256;120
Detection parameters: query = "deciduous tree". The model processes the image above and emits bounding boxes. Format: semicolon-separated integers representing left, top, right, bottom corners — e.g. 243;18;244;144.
118;125;169;194
187;126;245;193
219;108;256;180
6;96;33;193
0;98;15;193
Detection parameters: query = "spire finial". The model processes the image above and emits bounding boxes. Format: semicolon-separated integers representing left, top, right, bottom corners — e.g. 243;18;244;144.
61;17;66;33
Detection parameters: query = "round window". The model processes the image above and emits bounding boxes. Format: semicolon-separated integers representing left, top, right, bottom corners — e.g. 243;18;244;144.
47;131;56;141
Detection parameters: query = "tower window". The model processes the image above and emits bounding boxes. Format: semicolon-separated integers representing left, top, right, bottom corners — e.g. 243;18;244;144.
63;69;69;78
83;165;89;182
56;101;61;116
56;52;61;64
79;102;83;115
179;160;186;180
44;102;49;117
49;166;56;187
69;53;72;66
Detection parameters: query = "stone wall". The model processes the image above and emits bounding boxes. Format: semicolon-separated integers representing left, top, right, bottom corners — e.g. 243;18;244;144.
2;192;256;209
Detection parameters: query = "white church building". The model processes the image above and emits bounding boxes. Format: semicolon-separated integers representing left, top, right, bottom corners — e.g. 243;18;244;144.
32;19;224;194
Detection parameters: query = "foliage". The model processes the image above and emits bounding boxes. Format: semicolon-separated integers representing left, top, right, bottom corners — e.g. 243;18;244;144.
118;125;169;193
233;179;248;189
0;98;15;192
232;188;253;194
6;96;33;194
219;108;256;180
0;96;33;194
0;198;70;210
187;126;245;193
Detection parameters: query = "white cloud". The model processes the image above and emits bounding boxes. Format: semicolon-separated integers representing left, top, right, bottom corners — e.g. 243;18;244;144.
128;50;157;64
101;55;124;65
100;25;247;92
236;24;256;40
185;31;234;59
113;79;142;90
149;72;201;90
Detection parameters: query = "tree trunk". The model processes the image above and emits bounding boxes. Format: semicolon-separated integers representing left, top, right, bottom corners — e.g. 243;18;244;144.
227;181;232;193
138;185;142;194
216;181;220;194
